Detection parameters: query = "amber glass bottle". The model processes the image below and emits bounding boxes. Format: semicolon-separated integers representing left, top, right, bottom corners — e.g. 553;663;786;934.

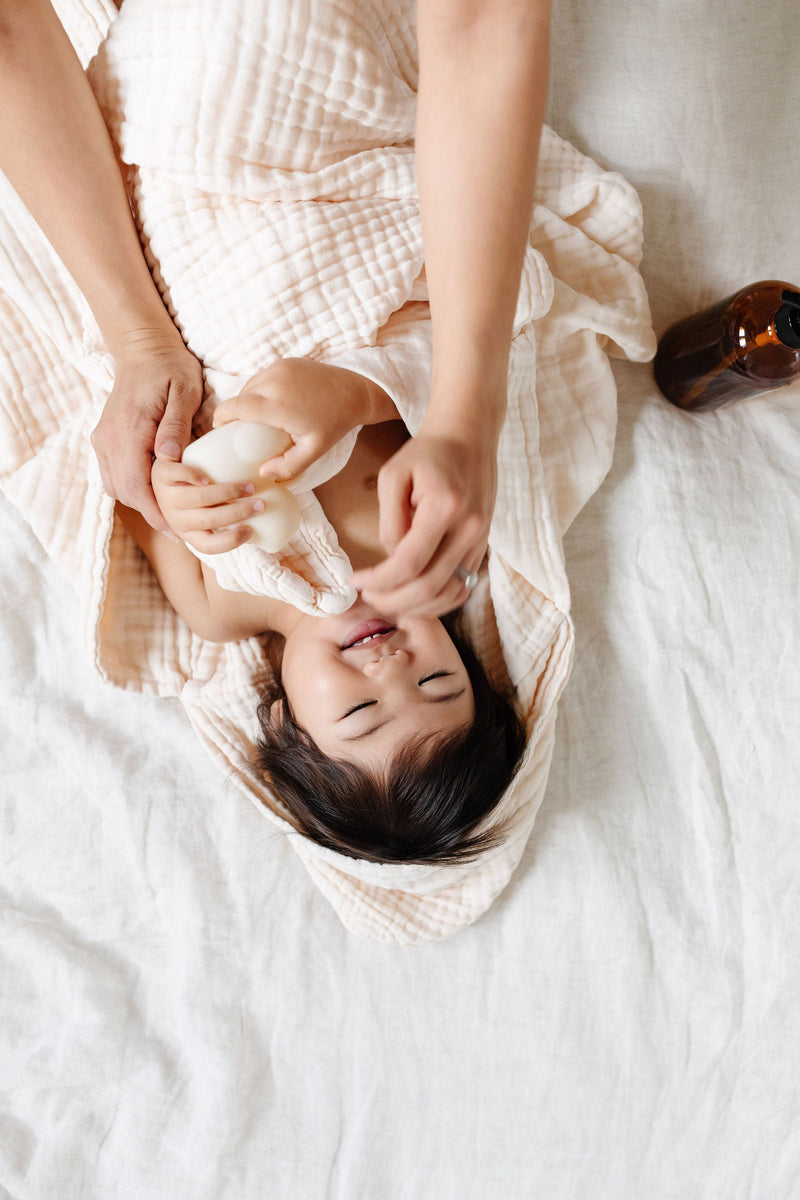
653;280;800;411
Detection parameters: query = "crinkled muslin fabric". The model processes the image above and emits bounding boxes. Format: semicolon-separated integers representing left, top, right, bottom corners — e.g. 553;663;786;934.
0;0;654;942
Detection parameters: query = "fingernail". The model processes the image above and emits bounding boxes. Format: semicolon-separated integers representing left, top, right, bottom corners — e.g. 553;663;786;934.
251;499;265;513
242;483;255;496
161;530;180;543
158;440;181;459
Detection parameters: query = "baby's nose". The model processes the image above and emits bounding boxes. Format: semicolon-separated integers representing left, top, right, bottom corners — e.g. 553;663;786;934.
362;648;410;676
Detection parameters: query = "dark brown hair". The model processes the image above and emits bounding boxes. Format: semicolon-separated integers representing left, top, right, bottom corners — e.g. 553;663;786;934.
255;619;527;864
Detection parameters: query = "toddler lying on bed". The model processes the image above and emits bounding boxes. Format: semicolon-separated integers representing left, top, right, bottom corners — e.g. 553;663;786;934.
118;357;526;866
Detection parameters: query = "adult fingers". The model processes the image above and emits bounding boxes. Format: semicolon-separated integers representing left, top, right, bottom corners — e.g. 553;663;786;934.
115;441;168;532
350;495;453;597
91;396;168;530
91;440;115;501
154;376;203;461
376;455;414;556
352;489;486;598
133;481;168;533
404;572;474;619
358;525;486;616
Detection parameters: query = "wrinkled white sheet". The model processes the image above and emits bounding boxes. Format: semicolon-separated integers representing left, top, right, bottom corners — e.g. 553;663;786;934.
1;0;799;1196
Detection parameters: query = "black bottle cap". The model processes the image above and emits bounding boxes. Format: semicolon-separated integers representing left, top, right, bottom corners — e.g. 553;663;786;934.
775;290;800;349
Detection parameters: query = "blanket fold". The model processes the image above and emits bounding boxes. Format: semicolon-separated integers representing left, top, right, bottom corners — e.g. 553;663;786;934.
0;0;655;942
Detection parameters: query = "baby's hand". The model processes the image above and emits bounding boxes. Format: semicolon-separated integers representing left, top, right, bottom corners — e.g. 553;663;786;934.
212;358;374;482
152;458;266;554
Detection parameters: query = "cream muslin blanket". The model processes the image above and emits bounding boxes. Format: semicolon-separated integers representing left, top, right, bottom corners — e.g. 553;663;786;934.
0;0;654;942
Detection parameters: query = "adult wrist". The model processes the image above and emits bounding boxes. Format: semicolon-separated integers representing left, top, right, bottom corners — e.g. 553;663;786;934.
105;312;189;363
424;380;508;443
91;268;184;360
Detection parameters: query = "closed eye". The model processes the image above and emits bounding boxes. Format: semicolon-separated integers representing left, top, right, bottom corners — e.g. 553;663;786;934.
339;672;453;720
339;700;378;720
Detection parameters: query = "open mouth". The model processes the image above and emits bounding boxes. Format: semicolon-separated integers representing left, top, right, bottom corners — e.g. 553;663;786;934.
340;621;397;650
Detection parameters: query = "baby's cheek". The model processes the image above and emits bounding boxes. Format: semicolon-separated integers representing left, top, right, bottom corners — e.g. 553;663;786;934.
282;652;344;728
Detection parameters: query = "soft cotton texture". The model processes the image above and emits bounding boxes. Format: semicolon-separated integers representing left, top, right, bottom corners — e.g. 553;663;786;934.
2;0;800;1194
0;0;653;942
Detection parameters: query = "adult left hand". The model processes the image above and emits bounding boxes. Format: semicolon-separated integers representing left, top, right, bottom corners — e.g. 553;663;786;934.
349;424;497;618
91;332;204;532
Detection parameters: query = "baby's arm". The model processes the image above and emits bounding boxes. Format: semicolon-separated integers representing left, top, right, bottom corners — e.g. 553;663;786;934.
116;504;270;642
151;359;401;552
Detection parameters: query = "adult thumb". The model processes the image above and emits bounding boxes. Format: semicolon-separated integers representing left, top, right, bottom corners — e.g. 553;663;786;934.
155;380;200;460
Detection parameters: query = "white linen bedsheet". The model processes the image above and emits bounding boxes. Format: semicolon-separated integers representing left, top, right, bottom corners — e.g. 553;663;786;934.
1;0;799;1196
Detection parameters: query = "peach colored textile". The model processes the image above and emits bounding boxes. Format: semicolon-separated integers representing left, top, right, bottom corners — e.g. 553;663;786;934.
0;0;654;941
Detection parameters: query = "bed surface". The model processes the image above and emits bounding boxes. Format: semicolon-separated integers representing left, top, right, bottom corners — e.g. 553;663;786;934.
2;1;799;1196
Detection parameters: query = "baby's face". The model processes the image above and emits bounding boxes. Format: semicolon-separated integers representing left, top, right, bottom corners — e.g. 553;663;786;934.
279;601;475;771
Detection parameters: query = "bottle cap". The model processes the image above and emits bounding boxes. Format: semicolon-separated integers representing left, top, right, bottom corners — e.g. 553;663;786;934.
775;290;800;349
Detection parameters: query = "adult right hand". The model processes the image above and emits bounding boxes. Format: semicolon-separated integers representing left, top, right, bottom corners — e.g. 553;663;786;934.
91;331;204;532
349;419;497;618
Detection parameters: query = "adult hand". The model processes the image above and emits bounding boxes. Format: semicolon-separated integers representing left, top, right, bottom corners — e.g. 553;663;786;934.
91;332;204;532
349;421;498;618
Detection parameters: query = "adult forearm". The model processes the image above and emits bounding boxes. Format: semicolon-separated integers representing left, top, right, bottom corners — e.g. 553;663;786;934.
0;0;177;356
415;0;551;434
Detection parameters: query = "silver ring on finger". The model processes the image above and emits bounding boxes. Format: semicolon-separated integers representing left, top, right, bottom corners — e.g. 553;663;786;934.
453;564;480;590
